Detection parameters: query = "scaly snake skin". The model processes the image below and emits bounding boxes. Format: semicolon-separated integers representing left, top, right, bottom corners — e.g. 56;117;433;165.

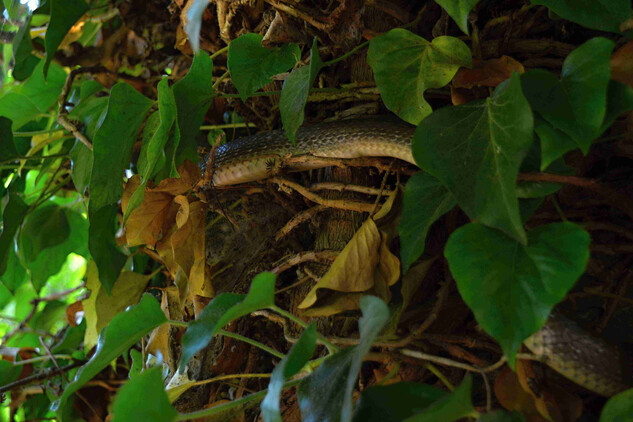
206;118;632;396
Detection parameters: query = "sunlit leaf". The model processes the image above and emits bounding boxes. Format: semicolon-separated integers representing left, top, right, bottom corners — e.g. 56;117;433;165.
368;29;471;125
228;33;300;100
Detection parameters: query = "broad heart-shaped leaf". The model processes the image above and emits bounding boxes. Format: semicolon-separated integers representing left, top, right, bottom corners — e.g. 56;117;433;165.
184;0;210;52
398;173;456;274
521;38;614;153
434;0;480;34
180;272;276;370
0;191;28;276
280;38;323;142
262;324;317;422
171;51;213;169
111;366;178;422
0;247;27;293
19;60;67;112
88;82;153;294
19;204;70;263
530;0;632;33
228;33;300;101
0;116;19;162
0;93;42;129
298;296;389;422
413;73;533;244
23;208;89;292
600;388;633;422
44;0;89;76
53;294;167;421
368;29;471;125
445;222;590;366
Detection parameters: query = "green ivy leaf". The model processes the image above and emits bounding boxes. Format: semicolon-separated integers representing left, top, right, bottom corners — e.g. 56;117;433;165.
24;208;88;293
0;247;27;293
434;0;480;34
521;38;614;154
600;388;633;422
262;324;317;422
478;411;526;422
126;78;178;223
0;93;42;129
171;51;213;170
138;77;177;182
228;33;300;101
0;116;19;161
19;60;67;112
280;38;323;142
413;73;533;244
534;117;576;171
353;382;446;422
398;173;456;274
88;82;153;294
180;272;276;370
129;349;143;380
0;191;28;276
445;222;589;366
368;29;471;125
44;0;89;77
12;16;39;81
0;359;22;386
530;0;632;33
601;81;633;135
19;204;70;263
53;294;166;421
184;0;210;52
68;91;108;194
298;296;389;422
112;366;178;422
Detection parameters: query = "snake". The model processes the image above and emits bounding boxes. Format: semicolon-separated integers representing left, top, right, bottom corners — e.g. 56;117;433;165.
206;117;632;396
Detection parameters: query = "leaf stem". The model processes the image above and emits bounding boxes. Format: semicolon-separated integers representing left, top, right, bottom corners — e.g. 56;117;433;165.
212;70;230;90
210;46;229;61
200;123;256;130
322;40;369;67
269;305;339;353
166;320;285;359
175;378;302;421
217;329;285;359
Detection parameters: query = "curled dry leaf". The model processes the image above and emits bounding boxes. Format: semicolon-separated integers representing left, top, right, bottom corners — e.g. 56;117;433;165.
65;301;83;327
122;160;201;247
452;56;524;89
298;218;400;316
147;286;182;365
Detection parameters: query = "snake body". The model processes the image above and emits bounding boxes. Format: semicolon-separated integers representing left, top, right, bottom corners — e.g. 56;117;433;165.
208;117;632;396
